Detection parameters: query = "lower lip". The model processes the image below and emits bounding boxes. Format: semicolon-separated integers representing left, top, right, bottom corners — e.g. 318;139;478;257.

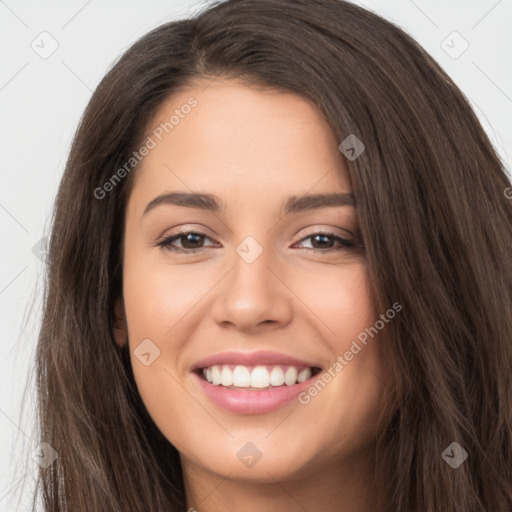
192;371;317;414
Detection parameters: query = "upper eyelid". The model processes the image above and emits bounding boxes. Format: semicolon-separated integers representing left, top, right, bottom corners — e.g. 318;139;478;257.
295;224;356;239
163;222;356;239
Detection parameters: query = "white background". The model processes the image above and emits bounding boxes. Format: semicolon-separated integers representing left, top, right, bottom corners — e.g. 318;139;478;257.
1;0;511;509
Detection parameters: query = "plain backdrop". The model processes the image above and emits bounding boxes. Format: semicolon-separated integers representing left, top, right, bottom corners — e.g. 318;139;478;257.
1;0;511;509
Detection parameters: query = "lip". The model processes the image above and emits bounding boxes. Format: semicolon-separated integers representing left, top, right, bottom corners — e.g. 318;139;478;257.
191;350;322;414
192;350;321;371
192;371;319;414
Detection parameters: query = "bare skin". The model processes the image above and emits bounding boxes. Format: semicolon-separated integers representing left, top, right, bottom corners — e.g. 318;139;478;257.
113;78;386;512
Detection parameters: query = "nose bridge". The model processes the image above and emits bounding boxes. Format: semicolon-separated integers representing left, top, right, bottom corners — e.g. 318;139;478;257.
211;232;293;330
230;234;276;308
233;234;272;292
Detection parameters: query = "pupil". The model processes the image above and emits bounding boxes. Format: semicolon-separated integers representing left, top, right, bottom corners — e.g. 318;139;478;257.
183;233;202;248
313;234;332;248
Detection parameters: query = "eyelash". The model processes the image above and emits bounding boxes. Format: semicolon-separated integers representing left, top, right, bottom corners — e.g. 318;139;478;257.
156;229;360;254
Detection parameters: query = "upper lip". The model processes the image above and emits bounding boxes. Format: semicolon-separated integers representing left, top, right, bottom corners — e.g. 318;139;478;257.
192;350;322;370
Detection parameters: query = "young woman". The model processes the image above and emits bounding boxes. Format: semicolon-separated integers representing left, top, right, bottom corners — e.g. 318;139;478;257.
30;0;512;510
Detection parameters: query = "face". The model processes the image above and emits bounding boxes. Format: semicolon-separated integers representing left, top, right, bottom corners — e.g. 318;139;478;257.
115;78;385;484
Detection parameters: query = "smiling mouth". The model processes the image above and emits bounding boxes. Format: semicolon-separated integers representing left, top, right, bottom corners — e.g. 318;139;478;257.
195;364;322;390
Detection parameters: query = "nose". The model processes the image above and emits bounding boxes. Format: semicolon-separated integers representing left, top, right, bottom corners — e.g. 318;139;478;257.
210;243;293;333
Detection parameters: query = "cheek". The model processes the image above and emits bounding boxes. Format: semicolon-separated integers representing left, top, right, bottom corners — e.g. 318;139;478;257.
291;263;384;441
122;254;212;342
120;251;202;410
294;261;376;346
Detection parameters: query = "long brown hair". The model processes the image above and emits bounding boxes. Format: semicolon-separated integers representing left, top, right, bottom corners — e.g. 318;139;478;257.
27;0;512;510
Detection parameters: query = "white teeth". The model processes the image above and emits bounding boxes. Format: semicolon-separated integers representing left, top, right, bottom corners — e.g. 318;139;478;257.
284;367;298;386
211;365;221;385
202;364;314;389
232;365;251;387
269;367;285;386
297;367;312;383
251;366;270;388
221;366;233;386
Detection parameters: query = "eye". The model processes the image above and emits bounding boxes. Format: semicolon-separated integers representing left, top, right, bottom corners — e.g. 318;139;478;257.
294;232;358;253
156;230;218;253
156;230;361;255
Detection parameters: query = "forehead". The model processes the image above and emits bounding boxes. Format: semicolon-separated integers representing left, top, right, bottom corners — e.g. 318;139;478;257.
128;78;352;213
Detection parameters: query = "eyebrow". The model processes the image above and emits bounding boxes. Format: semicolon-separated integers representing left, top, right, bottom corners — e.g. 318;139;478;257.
143;191;355;216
